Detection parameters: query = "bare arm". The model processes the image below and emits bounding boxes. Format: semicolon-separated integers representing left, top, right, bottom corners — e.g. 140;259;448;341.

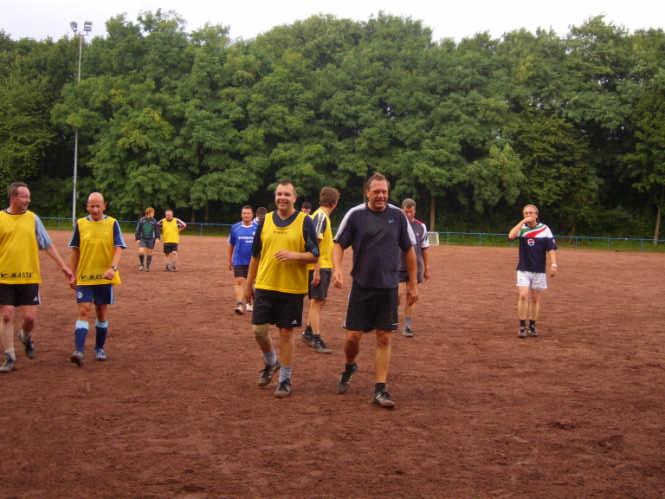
548;249;558;277
422;247;430;281
332;243;344;288
243;256;259;304
228;244;234;271
70;248;80;288
102;246;124;280
45;245;74;282
405;247;418;306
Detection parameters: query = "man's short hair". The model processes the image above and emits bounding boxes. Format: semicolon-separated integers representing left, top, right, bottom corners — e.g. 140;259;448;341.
365;172;390;192
241;205;253;212
255;206;267;221
402;198;416;209
319;187;340;208
145;207;155;217
275;180;296;197
523;204;539;214
7;182;28;202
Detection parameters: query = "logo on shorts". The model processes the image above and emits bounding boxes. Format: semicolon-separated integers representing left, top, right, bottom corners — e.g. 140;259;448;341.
77;291;83;300
388;219;395;224
33;296;39;303
291;320;298;325
527;238;535;246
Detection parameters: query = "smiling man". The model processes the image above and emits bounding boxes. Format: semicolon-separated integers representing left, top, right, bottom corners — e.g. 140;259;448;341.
244;180;319;398
332;173;418;409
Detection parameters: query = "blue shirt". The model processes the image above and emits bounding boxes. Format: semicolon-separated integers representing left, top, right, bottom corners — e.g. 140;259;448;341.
516;223;557;273
229;222;257;266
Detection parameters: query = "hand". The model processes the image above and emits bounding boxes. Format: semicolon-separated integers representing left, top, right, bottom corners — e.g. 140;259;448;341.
332;269;343;288
275;250;297;262
423;268;431;281
103;268;116;280
61;266;74;282
523;215;537;225
243;282;255;304
228;263;233;271
311;269;321;287
549;265;558;278
406;282;418;306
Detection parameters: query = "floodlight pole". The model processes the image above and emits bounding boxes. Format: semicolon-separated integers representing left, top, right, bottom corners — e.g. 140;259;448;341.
71;21;92;226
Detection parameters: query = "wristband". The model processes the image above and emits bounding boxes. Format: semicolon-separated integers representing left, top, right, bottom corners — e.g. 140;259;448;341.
111;264;119;271
551;264;558;268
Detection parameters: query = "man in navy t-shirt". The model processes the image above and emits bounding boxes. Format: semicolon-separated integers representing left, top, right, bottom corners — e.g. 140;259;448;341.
228;205;257;314
332;173;418;409
508;204;558;338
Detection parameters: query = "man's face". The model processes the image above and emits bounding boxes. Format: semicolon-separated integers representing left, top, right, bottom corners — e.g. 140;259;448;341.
523;207;538;225
301;207;311;215
11;186;31;212
87;196;106;221
275;184;296;213
366;180;389;211
165;210;174;221
403;206;416;221
241;208;253;224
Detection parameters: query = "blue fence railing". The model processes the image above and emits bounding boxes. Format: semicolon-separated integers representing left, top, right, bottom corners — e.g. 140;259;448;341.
41;217;664;251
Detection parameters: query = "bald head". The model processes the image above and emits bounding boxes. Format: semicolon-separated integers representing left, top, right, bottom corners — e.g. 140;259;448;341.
86;192;107;221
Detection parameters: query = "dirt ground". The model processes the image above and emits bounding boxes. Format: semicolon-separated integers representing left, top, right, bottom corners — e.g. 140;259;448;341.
1;231;664;498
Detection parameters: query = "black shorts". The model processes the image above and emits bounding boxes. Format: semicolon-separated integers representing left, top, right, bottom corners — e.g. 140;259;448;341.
308;269;331;300
138;238;156;249
233;265;249;278
0;284;41;306
163;243;178;255
344;284;398;332
252;289;305;329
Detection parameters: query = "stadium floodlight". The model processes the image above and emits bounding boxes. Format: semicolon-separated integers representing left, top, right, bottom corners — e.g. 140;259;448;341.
70;21;92;226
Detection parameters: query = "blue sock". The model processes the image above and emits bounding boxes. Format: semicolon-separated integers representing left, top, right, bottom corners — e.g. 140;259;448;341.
75;320;89;352
279;366;292;384
263;351;277;366
95;320;109;350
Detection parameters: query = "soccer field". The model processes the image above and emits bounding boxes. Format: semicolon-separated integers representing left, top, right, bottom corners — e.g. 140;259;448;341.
2;232;664;497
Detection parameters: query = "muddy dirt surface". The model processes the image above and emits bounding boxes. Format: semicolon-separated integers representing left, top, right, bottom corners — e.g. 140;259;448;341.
1;232;664;497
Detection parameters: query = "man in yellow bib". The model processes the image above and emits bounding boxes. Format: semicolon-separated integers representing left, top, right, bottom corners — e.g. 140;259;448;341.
244;181;319;398
0;182;73;373
301;186;340;354
158;209;187;272
68;192;126;365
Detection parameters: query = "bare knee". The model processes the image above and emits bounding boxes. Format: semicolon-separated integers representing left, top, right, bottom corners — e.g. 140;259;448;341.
376;331;392;349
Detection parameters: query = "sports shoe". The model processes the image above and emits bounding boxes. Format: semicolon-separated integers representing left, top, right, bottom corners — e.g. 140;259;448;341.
274;379;292;398
337;363;358;394
70;350;84;366
528;325;538;337
313;335;332;354
165;264;171;272
145;266;151;272
518;327;527;339
138;265;144;271
402;327;415;338
95;348;107;361
301;329;314;346
373;389;395;409
245;303;253;312
19;330;35;359
234;302;245;315
258;361;280;386
0;353;16;373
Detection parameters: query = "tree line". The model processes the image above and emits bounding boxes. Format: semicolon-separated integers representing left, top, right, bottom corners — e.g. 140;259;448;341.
1;11;663;241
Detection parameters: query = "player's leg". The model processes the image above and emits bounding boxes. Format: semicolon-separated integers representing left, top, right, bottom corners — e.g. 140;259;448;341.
302;271;315;345
138;245;146;270
516;271;532;338
17;303;37;359
94;295;111;360
372;287;398;408
528;288;543;337
0;303;17;372
233;275;246;314
170;249;179;271
71;294;93;365
253;290;279;386
274;292;305;397
145;245;153;271
308;298;331;353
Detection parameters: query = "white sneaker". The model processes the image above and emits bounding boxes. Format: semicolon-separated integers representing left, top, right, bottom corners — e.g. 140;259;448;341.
245;303;253;312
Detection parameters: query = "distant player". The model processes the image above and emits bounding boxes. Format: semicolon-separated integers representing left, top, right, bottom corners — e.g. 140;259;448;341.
254;207;267;225
159;209;187;271
398;198;430;337
301;187;340;353
244;181;319;398
134;207;160;271
508;204;558;338
333;173;417;409
300;201;312;215
228;205;257;314
69;192;126;365
0;182;73;373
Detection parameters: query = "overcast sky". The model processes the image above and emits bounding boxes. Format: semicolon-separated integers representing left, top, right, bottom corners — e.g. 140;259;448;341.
3;0;663;42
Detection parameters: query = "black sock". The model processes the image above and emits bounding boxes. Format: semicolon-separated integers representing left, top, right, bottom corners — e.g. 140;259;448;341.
305;324;313;333
139;255;145;265
345;362;356;372
375;382;386;394
529;320;536;330
520;320;526;329
146;256;152;267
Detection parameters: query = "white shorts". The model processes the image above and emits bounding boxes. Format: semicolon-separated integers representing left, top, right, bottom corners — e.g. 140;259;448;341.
516;271;547;290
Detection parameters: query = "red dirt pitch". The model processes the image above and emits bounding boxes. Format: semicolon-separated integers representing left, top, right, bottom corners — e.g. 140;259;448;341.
1;231;664;497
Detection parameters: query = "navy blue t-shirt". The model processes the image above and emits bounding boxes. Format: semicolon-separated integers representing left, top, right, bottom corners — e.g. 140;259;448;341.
516;223;557;273
334;203;414;289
